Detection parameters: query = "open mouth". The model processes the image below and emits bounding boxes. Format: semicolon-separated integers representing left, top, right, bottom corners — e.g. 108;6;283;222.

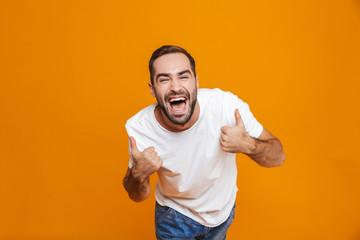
168;96;187;114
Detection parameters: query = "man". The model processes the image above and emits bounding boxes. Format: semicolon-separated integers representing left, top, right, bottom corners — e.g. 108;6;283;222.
123;45;285;240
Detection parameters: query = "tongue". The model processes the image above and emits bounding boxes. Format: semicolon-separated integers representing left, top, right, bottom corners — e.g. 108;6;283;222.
171;101;186;111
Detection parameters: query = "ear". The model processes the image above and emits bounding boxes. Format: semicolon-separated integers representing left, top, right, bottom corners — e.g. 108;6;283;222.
148;82;156;97
196;75;199;88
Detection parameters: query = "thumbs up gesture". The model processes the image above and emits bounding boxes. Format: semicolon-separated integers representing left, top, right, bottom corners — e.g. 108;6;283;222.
219;109;255;154
129;136;163;182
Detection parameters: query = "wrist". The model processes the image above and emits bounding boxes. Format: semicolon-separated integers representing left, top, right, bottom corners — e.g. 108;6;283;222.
130;167;148;184
244;136;257;155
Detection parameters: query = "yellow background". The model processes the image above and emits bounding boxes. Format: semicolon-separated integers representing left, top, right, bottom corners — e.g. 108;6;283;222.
1;0;360;239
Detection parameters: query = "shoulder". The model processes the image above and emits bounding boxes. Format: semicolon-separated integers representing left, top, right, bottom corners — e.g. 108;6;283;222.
125;104;156;130
198;88;248;122
198;87;225;97
198;88;245;105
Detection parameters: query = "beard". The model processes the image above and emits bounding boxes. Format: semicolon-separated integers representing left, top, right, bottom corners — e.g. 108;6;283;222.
155;87;197;126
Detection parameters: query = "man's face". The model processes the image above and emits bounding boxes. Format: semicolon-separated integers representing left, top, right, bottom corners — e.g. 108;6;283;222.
149;53;198;125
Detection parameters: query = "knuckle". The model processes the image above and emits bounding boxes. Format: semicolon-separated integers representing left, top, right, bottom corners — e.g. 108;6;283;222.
223;147;230;152
144;153;153;161
156;159;163;168
143;146;155;153
131;154;140;162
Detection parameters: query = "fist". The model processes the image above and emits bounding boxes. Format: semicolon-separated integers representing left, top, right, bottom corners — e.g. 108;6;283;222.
129;136;163;181
219;109;254;154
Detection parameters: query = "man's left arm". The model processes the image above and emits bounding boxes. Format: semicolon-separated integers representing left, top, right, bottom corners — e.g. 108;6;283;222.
220;109;286;168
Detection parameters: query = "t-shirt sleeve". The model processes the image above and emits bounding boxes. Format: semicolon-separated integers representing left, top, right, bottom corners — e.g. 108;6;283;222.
127;137;134;169
124;105;156;169
223;90;263;138
125;122;134;169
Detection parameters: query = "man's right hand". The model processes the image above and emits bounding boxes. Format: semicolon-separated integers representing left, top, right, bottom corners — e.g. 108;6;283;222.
130;136;163;182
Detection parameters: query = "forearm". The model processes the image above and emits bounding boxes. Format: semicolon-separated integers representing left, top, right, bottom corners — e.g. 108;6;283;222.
246;137;286;168
123;168;151;202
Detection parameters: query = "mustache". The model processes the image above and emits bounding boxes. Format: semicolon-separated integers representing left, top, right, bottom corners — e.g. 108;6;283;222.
164;90;190;102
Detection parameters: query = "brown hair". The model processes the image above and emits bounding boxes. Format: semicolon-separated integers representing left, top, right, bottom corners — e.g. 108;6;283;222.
149;45;196;84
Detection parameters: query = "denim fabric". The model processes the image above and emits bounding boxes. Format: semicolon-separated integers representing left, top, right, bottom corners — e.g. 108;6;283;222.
155;202;235;240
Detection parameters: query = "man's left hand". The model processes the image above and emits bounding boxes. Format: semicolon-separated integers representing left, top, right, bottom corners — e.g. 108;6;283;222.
219;109;255;154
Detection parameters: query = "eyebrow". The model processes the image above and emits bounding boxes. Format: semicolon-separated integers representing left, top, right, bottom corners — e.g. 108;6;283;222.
178;70;192;76
155;70;192;81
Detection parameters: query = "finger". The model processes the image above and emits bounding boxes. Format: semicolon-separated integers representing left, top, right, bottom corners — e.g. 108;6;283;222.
151;154;162;167
223;148;233;153
220;144;228;152
155;158;163;170
220;144;233;153
150;151;158;159
156;155;162;164
129;136;139;154
219;137;226;147
220;125;230;133
234;109;244;127
143;146;155;153
143;147;157;162
220;132;227;142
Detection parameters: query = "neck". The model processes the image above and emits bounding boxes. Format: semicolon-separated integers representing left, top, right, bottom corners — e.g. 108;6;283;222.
154;101;200;132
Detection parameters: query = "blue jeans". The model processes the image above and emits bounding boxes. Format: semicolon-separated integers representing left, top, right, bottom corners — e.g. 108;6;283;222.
155;202;235;240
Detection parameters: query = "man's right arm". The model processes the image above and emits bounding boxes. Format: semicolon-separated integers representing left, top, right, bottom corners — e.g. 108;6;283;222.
123;137;162;202
123;167;151;202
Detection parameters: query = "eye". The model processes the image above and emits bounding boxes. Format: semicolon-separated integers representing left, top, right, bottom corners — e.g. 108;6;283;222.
159;78;169;83
180;76;189;79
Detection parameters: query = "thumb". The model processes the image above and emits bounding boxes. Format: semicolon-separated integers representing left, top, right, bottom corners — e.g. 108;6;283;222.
129;136;140;155
234;109;243;127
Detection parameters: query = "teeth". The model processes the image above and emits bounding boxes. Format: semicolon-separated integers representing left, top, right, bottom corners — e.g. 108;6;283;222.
169;97;185;102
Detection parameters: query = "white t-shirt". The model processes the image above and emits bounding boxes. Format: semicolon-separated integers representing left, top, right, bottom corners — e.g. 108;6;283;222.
125;88;263;227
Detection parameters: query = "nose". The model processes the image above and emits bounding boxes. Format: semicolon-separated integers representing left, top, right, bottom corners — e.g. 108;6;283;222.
170;79;182;93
